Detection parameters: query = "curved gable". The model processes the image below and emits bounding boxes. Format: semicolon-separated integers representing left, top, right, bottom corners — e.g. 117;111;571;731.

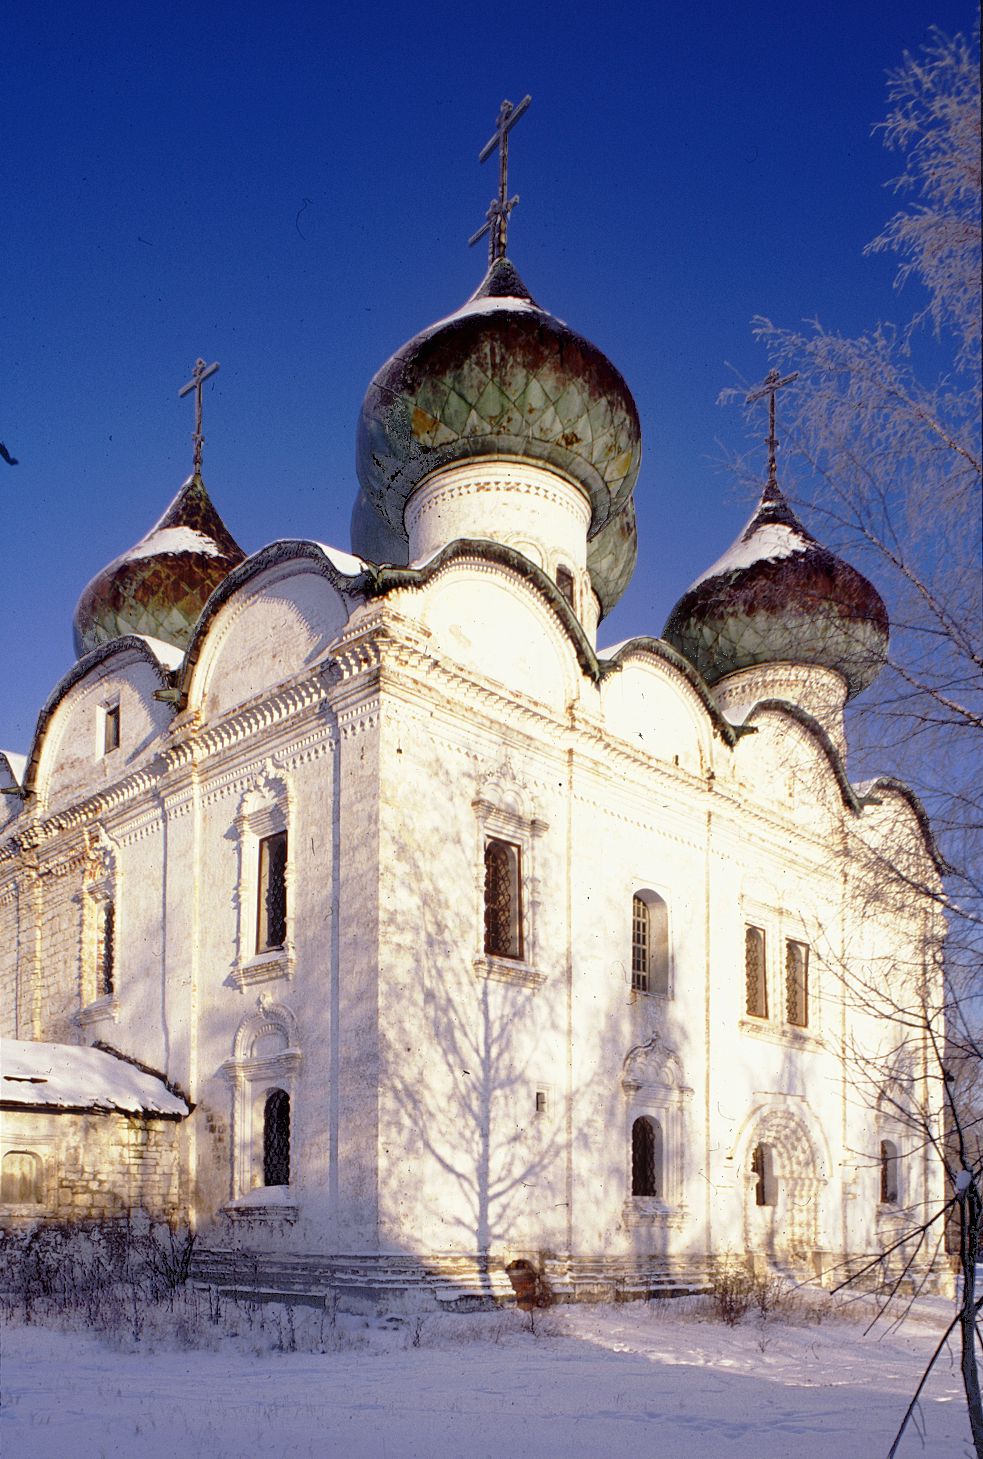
599;641;725;773
184;543;362;717
29;638;174;811
388;550;583;712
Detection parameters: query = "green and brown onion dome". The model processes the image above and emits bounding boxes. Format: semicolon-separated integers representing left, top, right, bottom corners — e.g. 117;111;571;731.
73;473;245;657
663;483;888;699
356;257;642;541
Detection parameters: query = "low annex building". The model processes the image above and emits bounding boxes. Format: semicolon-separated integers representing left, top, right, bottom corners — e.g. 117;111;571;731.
0;226;946;1298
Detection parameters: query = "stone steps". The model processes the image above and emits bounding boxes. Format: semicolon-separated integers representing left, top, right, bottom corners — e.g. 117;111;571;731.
191;1247;711;1310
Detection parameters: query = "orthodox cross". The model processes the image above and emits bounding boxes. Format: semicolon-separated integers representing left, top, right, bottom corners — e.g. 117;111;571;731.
746;367;798;488
468;95;532;265
178;358;220;474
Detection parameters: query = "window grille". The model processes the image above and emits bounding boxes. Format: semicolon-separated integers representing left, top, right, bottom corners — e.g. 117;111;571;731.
257;831;288;952
745;926;767;1018
263;1088;290;1186
1;1151;42;1204
95;901;115;998
484;839;522;959
631;1116;659;1197
751;1142;774;1206
785;940;809;1027
555;565;575;609
631;895;650;991
879;1140;898;1203
103;703;120;754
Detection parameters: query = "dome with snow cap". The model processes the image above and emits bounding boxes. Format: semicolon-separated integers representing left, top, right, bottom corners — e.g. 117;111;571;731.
73;473;245;657
663;482;888;699
356;257;642;541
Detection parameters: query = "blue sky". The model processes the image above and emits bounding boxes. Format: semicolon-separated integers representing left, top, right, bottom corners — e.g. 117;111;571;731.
2;0;973;753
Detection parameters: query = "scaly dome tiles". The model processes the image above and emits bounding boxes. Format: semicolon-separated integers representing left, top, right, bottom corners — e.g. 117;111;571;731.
663;484;888;699
73;473;246;657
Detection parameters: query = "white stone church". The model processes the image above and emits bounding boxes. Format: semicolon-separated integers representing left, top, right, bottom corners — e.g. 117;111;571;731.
0;230;947;1300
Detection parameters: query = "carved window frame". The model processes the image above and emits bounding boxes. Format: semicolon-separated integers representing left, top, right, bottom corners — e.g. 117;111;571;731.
232;774;295;989
222;999;302;1209
77;831;120;1025
622;1038;692;1227
472;784;548;989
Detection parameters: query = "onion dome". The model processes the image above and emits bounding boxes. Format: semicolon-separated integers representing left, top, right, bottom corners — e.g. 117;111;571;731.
663;482;888;699
356;257;642;540
73;473;245;657
586;497;637;619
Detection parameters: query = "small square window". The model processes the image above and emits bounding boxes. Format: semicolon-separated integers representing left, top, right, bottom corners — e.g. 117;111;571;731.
535;1090;548;1114
257;831;288;953
103;703;120;754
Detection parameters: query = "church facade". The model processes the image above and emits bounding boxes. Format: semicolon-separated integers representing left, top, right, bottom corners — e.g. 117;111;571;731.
0;243;947;1300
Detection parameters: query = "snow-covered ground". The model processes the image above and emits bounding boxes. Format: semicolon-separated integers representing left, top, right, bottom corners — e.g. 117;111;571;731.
0;1293;973;1459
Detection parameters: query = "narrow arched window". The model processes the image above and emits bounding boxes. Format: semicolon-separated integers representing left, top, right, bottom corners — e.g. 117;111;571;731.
785;939;809;1027
484;839;522;959
631;896;650;991
1;1151;42;1204
631;1116;661;1197
257;831;288;952
633;892;670;994
96;901;115;998
879;1140;898;1204
263;1088;290;1186
745;926;767;1018
751;1142;774;1206
555;564;575;609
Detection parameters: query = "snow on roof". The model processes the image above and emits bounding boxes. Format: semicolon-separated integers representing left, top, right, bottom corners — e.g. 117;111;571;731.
1;1040;189;1118
1;750;27;783
313;543;367;578
689;522;811;590
131;635;186;671
121;526;224;563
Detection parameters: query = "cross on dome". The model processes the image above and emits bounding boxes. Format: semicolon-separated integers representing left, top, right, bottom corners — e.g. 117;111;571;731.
468;95;531;265
745;367;798;491
178;358;220;475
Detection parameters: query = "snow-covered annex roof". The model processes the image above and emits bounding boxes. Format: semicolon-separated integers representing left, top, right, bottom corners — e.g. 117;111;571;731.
0;1040;189;1118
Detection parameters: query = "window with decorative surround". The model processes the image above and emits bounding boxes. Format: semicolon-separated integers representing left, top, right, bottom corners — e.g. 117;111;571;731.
622;1036;691;1227
222;999;301;1214
740;907;819;1041
232;774;294;988
77;828;120;1025
472;774;548;988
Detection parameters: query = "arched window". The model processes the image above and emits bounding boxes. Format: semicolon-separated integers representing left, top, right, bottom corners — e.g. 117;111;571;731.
751;1142;775;1206
785;939;809;1027
745;926;768;1018
555;564;575;609
484;839;522;959
631;1116;662;1197
1;1151;42;1204
879;1140;899;1204
632;892;670;994
263;1089;290;1186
